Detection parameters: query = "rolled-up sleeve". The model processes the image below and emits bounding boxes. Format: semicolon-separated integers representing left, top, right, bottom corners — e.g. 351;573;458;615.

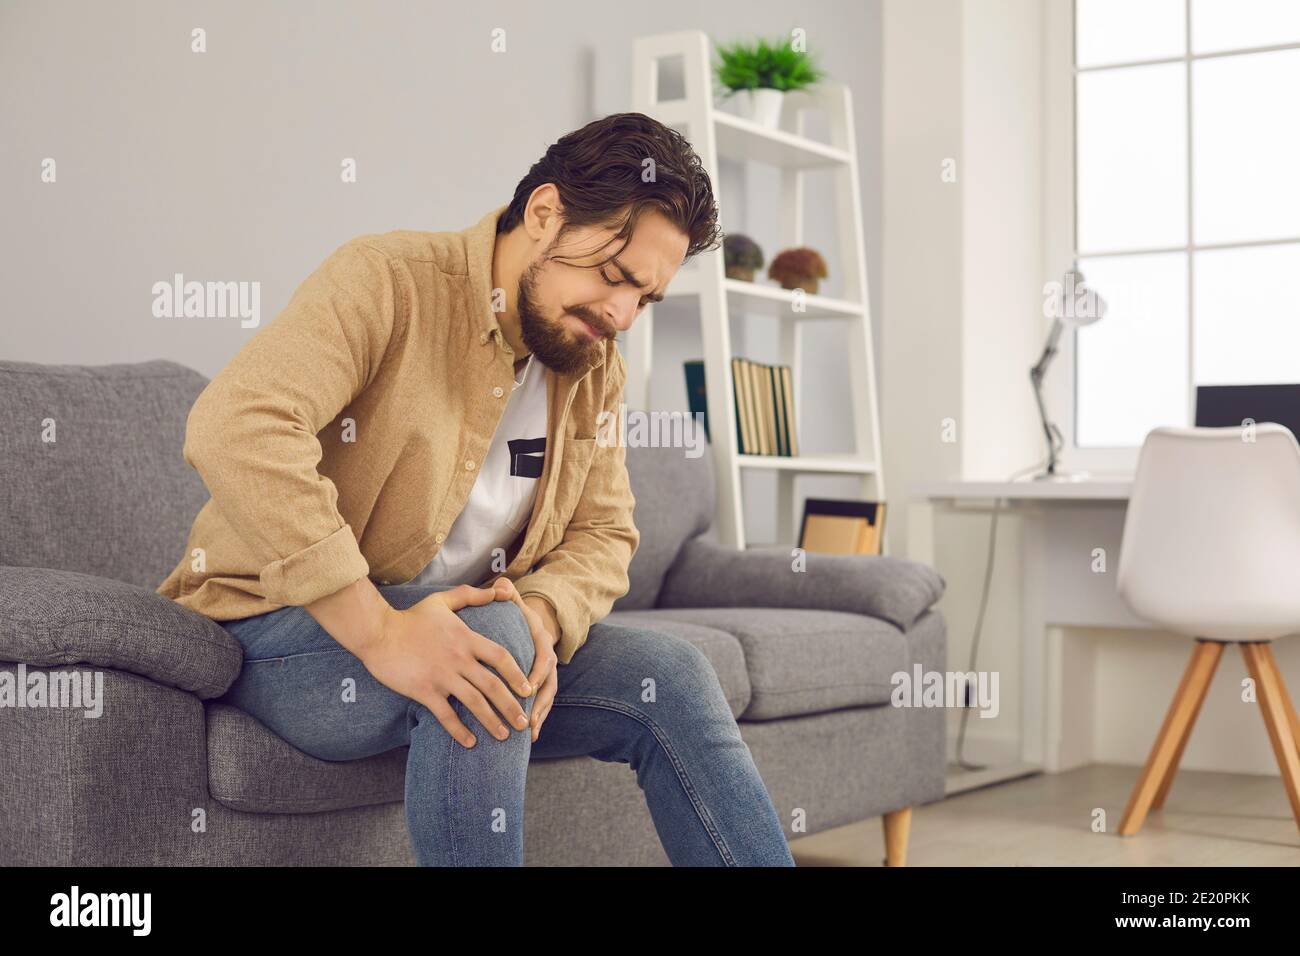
182;240;402;607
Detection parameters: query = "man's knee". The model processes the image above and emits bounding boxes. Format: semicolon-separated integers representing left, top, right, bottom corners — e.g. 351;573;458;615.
659;632;720;688
457;598;536;676
595;628;740;761
613;627;727;706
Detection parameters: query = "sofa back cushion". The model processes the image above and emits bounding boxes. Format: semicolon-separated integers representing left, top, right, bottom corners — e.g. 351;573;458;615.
0;358;718;603
616;440;716;610
0;359;209;589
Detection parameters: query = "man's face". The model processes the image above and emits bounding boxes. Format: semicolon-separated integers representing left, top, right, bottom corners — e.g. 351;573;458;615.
516;210;688;375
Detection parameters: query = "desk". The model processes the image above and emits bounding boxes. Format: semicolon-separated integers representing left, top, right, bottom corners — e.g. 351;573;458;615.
908;478;1141;792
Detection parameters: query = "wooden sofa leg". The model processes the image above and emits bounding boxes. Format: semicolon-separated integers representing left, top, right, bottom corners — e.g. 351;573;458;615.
882;806;912;866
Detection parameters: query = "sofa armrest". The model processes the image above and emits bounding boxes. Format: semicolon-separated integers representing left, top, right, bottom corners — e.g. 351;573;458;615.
656;536;946;631
0;566;242;699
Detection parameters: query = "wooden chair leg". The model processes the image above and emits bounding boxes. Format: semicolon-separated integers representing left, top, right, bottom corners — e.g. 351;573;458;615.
1258;643;1300;761
1239;642;1300;833
882;806;912;866
1118;640;1224;836
1153;641;1224;809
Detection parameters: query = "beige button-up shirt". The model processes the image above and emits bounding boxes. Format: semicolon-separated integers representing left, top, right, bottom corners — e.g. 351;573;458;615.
157;204;640;664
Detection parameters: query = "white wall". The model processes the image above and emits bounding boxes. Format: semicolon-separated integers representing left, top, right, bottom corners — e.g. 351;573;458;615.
882;0;1043;533
959;0;1043;481
881;0;965;553
882;0;1043;761
1;0;883;549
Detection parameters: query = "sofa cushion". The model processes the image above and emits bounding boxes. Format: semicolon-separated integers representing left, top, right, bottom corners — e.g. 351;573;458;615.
0;359;209;589
0;566;242;699
658;536;946;632
615;442;716;610
611;607;909;720
206;702;409;814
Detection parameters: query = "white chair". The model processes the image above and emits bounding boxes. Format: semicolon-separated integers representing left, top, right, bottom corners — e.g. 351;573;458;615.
1115;424;1300;836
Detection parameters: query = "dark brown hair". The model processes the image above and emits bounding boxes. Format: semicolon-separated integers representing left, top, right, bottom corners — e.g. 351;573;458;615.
497;112;722;267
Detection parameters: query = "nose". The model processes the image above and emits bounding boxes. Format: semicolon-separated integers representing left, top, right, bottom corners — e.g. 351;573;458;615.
604;295;638;332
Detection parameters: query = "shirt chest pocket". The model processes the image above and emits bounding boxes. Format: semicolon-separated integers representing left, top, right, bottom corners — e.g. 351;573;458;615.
548;437;598;529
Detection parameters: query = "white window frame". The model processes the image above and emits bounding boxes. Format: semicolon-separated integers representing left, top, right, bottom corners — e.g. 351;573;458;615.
1042;0;1300;476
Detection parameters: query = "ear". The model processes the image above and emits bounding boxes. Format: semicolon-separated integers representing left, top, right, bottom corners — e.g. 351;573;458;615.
524;184;564;243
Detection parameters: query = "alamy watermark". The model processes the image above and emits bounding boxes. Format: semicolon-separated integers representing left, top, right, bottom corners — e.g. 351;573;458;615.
595;404;706;458
50;886;150;936
152;274;260;328
0;664;104;718
891;665;999;718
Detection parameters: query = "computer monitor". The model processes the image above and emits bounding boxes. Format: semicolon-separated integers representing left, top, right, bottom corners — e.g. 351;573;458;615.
1194;384;1300;439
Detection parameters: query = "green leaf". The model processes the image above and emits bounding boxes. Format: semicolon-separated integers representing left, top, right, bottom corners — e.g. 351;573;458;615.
712;33;823;93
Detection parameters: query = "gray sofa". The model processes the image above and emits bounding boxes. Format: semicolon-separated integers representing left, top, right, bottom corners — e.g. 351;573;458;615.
0;359;947;866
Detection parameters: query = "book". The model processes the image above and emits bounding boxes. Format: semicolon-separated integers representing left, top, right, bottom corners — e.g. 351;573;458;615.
779;365;798;456
798;498;886;556
684;357;800;456
743;358;759;452
683;359;709;441
770;363;787;455
750;361;767;455
762;363;777;455
731;358;746;452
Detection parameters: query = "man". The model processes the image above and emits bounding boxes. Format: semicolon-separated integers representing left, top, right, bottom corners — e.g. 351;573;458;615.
158;112;795;867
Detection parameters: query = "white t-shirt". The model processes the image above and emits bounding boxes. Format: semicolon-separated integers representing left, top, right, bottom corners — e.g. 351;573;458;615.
410;354;548;588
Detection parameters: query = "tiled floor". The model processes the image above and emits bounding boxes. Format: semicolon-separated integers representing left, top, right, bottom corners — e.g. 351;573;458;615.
789;763;1300;866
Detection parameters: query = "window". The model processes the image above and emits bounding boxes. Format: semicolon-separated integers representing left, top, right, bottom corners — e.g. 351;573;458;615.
1070;0;1300;450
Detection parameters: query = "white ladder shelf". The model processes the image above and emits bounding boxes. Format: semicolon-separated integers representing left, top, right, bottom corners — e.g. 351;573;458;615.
627;30;884;551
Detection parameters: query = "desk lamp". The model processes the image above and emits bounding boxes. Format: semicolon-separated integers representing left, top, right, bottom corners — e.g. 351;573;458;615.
1030;270;1107;481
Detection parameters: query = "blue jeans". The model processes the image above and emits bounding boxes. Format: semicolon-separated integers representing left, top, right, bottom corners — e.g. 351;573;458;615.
217;584;795;866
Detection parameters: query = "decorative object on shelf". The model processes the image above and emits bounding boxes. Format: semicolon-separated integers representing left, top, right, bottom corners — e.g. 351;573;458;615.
684;358;797;456
798;498;886;556
768;247;828;294
712;35;823;129
1030;270;1107;482
723;234;764;281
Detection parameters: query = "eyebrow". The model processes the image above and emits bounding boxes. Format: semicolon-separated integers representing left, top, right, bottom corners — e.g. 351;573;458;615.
611;257;665;303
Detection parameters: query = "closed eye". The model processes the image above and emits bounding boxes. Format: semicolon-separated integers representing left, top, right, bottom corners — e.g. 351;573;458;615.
600;269;656;308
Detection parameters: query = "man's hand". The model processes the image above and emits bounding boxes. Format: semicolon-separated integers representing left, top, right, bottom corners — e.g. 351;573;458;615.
318;581;534;749
380;584;535;747
491;577;560;742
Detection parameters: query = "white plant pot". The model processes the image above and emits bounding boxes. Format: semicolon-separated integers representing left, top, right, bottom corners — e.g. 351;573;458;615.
723;88;785;128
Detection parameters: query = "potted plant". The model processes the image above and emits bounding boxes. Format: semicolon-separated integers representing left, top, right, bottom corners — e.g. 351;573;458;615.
713;35;823;129
723;234;764;282
768;247;828;294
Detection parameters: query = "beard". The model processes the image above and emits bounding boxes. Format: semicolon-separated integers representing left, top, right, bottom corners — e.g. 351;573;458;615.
516;255;611;376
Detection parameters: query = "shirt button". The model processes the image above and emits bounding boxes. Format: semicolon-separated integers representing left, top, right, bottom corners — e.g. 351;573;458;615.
465;459;476;470
492;386;504;398
479;331;488;344
435;532;445;543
